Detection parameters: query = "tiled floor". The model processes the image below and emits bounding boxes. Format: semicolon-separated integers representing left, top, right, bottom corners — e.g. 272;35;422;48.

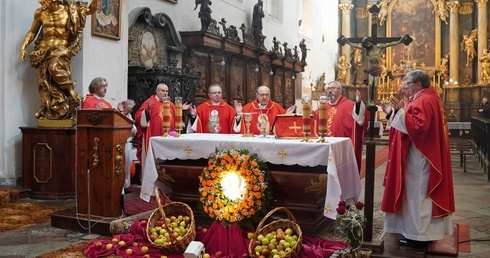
0;142;489;257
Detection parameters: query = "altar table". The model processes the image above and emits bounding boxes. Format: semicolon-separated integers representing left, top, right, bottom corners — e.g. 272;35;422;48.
140;134;361;235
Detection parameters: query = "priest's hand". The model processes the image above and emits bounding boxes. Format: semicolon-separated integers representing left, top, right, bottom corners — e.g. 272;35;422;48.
188;104;197;118
182;102;192;110
234;100;243;114
355;90;361;103
145;101;153;113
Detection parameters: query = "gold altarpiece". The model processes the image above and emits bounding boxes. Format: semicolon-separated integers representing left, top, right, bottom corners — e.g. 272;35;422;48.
314;0;490;122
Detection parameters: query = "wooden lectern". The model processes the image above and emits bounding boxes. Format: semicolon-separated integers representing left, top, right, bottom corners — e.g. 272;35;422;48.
76;109;133;218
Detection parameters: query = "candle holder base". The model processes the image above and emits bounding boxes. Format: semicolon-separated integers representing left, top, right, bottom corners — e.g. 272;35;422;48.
317;133;328;143
301;132;310;142
175;129;182;138
162;128;170;137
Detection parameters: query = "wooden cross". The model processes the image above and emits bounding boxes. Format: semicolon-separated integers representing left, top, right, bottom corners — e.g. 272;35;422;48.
337;5;412;106
336;4;412;243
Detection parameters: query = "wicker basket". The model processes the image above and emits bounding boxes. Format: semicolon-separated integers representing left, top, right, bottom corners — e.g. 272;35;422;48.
248;207;303;258
146;187;196;254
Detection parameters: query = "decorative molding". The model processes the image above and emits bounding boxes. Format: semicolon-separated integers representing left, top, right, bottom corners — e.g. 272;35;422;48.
339;3;354;14
460;2;474;14
447;1;460;13
355;7;369;19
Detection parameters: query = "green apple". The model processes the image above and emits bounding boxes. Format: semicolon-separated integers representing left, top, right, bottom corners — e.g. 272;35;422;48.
141;245;149;254
247;232;255;240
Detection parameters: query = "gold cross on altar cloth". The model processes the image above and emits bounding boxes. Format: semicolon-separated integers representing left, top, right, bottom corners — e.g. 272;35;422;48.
324;202;335;216
277;148;288;160
289;122;301;134
183;144;193;158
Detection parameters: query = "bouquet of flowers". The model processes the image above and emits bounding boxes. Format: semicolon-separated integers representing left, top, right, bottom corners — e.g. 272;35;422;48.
336;200;366;251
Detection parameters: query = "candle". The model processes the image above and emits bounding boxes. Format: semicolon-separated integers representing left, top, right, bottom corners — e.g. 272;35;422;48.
318;102;327;133
162;97;170;131
302;101;311;133
175;97;183;130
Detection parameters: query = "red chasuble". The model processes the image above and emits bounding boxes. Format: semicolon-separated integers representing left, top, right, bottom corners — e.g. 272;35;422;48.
314;96;368;172
240;100;286;135
81;94;112;109
134;95;175;163
195;99;237;133
381;88;455;217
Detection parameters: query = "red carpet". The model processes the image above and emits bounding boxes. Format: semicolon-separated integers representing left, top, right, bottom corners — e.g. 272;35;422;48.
360;145;390;179
458;222;471;252
124;187;159;216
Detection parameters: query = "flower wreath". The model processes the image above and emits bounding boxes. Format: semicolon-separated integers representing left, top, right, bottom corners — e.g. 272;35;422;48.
198;148;272;227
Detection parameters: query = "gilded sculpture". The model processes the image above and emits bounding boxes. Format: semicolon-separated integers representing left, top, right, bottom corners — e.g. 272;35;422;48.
460;29;477;67
20;0;98;121
479;48;490;84
433;0;448;24
336;55;352;85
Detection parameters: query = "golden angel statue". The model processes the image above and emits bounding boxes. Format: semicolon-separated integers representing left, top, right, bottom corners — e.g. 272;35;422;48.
336;55;352;85
433;0;448;25
378;0;391;26
352;48;363;72
20;0;98;120
439;54;449;81
479;49;490;84
460;29;477;67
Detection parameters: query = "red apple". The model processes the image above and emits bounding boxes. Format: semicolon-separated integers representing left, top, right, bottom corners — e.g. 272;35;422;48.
215;251;223;257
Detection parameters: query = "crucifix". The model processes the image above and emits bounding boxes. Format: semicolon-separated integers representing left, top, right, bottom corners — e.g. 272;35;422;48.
336;4;412;244
337;5;412;107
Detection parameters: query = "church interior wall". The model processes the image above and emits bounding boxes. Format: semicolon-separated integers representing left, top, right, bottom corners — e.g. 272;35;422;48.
1;0;339;185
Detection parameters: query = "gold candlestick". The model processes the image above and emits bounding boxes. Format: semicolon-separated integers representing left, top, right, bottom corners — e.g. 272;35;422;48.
175;97;183;137
317;99;327;143
162;97;170;137
301;97;311;142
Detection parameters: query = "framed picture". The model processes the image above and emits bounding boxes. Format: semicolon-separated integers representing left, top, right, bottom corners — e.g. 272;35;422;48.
91;0;121;40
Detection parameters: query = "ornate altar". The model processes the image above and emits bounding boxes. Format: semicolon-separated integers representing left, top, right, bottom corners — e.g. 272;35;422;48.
316;0;490;122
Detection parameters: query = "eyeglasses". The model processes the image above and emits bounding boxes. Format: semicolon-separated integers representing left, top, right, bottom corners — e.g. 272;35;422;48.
257;93;270;98
407;81;416;87
326;87;340;91
209;91;222;95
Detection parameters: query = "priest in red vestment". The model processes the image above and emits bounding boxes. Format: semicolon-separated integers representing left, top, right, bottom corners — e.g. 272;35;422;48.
187;84;240;134
381;70;455;245
313;81;368;173
81;77;112;109
134;83;178;164
235;85;296;135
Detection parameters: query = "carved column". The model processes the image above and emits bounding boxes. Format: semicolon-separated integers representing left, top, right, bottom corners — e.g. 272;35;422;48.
339;2;353;84
447;1;460;82
476;0;488;83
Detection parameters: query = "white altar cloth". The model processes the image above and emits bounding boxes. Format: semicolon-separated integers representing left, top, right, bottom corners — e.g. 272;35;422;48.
140;133;361;219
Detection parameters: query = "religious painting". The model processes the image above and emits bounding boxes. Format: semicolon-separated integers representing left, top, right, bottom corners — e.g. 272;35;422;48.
387;0;438;68
91;0;121;40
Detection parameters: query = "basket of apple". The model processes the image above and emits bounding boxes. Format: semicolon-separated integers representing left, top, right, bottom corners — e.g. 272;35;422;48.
248;207;303;258
146;187;196;254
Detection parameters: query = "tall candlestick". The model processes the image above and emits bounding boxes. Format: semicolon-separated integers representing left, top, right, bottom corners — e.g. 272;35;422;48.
318;102;327;133
175;97;183;131
162;97;170;136
302;102;311;133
